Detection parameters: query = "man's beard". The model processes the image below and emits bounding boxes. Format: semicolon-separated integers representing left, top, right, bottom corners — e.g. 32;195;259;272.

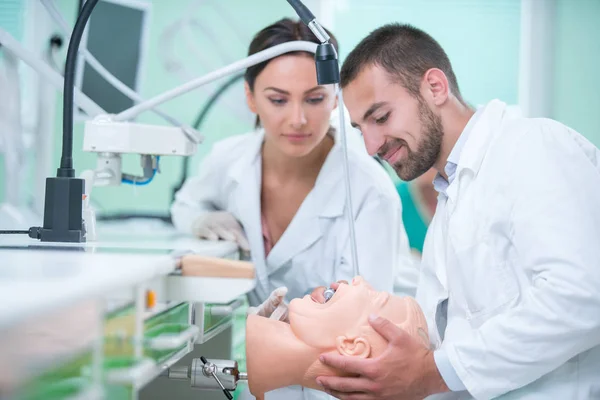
378;98;443;181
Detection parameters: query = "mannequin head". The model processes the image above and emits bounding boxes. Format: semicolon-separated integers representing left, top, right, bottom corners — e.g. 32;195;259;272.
289;276;429;353
246;277;428;396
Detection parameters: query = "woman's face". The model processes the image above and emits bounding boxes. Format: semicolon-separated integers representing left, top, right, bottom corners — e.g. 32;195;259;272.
246;54;337;158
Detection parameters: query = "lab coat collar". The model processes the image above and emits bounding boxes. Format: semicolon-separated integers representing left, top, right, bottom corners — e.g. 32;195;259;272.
227;130;264;184
444;100;508;202
313;135;348;218
456;99;508;175
229;133;269;293
434;104;482;193
227;129;346;276
264;197;324;274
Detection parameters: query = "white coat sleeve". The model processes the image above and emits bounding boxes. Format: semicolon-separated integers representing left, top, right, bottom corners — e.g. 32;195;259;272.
170;147;224;234
445;122;600;399
340;189;417;296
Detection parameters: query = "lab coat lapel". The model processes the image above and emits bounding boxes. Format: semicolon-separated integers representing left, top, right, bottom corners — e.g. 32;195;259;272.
445;99;508;205
228;132;270;296
442;100;510;334
419;199;449;350
265;141;344;275
264;191;324;275
420;101;510;352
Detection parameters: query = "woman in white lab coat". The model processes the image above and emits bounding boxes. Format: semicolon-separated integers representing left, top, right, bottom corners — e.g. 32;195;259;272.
170;18;414;400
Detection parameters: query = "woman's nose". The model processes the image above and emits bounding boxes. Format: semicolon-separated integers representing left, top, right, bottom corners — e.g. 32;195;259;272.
288;103;307;128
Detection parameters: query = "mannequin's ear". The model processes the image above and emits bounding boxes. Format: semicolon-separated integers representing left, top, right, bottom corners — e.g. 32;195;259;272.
335;336;371;358
245;82;257;114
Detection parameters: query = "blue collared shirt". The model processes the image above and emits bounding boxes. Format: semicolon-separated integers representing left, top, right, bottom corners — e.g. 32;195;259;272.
431;109;481;392
432;112;475;195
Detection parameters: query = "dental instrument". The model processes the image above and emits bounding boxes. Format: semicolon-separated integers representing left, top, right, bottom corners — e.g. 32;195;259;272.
323;287;335;302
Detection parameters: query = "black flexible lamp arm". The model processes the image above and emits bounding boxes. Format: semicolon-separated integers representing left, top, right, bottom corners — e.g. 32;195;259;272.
36;0;99;242
286;0;339;85
286;0;315;24
59;0;99;177
286;0;329;43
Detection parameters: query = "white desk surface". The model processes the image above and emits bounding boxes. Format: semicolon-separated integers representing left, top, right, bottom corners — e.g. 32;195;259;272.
0;219;239;256
0;250;175;330
0;221;249;330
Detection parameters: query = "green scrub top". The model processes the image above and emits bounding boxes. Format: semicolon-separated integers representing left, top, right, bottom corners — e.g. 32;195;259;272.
396;181;429;253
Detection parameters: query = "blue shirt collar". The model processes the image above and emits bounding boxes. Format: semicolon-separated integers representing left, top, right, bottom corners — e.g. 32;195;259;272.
433;109;481;194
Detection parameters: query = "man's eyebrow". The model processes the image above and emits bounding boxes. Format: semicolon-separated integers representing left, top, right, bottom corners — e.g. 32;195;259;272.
362;102;388;122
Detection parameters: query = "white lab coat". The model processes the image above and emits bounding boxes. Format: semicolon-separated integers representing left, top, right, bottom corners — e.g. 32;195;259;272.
419;100;600;399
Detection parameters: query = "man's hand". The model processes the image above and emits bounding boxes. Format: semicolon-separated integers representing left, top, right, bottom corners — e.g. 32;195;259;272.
316;315;449;400
310;280;349;303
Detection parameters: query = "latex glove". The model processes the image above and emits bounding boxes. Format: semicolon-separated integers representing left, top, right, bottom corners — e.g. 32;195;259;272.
247;287;289;323
192;211;250;251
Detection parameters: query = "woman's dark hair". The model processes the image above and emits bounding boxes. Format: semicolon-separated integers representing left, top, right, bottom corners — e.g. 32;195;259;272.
245;18;338;128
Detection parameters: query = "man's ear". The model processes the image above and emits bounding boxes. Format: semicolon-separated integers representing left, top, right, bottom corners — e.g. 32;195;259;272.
421;68;449;106
335;335;371;358
245;81;257;114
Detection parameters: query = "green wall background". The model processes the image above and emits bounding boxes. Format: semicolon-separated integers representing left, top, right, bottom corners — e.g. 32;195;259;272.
333;0;521;106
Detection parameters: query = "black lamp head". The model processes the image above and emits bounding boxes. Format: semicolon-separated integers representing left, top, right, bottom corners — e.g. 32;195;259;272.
315;43;340;85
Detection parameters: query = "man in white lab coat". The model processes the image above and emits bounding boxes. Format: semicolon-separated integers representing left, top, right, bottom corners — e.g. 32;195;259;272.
315;23;600;399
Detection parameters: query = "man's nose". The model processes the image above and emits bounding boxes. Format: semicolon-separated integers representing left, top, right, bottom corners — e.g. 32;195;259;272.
362;128;385;156
289;103;307;128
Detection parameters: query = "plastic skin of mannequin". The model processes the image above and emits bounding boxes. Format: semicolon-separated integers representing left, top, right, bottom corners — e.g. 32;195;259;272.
245;277;429;398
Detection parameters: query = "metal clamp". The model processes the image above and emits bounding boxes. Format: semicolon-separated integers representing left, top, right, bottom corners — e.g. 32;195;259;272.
198;357;232;399
161;357;248;396
182;357;248;396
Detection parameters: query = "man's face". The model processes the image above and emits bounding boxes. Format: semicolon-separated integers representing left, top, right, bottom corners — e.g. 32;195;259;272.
343;64;443;181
